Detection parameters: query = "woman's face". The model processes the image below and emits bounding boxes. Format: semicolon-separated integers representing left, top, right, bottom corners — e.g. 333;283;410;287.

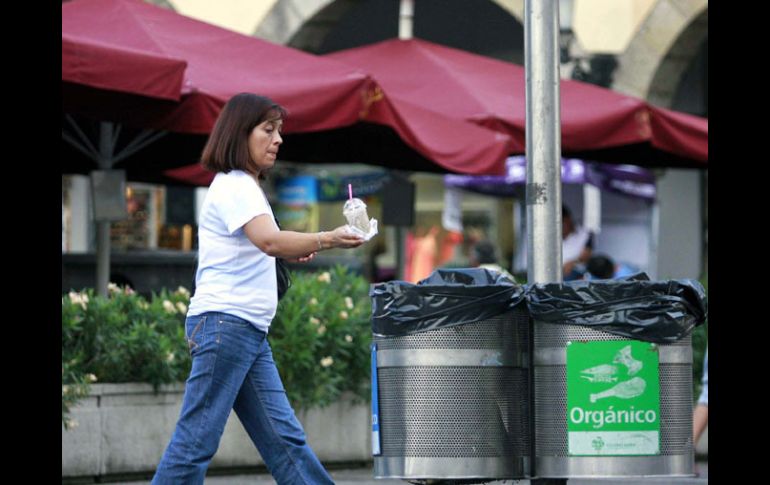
248;118;283;172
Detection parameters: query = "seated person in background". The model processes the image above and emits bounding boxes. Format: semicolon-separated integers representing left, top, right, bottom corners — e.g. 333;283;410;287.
562;205;593;280
585;254;615;279
470;240;516;282
585;254;641;280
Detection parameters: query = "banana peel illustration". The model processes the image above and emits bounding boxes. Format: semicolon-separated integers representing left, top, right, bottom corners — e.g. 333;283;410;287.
613;344;643;376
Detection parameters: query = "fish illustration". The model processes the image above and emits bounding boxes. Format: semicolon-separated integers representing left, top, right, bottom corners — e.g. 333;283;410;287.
590;377;647;403
580;364;619;383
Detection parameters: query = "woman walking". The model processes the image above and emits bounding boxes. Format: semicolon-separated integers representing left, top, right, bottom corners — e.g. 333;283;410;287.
152;93;364;484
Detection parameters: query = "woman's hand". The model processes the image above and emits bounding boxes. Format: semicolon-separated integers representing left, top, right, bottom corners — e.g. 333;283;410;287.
327;225;365;249
287;252;316;263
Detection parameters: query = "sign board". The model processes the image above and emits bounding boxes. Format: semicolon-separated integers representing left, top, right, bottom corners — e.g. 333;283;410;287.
566;340;660;456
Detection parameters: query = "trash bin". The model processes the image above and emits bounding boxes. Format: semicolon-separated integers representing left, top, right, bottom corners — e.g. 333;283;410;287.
370;269;530;481
527;275;707;478
533;323;693;477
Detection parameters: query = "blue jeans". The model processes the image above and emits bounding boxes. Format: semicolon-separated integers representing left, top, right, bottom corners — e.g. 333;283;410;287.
152;312;335;485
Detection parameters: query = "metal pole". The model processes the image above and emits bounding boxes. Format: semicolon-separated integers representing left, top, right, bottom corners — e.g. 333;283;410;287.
395;226;406;280
95;122;115;298
526;2;566;484
650;196;660;280
525;0;563;285
95;222;111;297
399;0;414;40
512;198;526;275
395;1;413;281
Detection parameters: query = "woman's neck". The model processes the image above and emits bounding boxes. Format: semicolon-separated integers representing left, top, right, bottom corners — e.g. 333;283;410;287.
248;169;261;185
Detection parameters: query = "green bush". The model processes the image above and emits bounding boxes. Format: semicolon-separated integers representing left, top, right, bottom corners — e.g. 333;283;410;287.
271;265;372;409
62;284;192;428
61;266;373;427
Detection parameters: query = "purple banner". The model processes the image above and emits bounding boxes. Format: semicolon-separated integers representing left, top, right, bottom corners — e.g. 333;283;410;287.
444;156;656;200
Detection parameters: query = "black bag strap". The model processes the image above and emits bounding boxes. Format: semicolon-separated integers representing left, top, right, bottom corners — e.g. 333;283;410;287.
191;254;198;296
273;215;292;300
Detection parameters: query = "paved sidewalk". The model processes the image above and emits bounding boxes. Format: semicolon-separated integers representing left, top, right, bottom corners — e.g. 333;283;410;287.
104;462;707;484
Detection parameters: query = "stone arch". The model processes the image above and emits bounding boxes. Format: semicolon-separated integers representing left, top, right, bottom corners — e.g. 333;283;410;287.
613;0;707;106
254;0;352;48
254;0;524;51
148;0;177;11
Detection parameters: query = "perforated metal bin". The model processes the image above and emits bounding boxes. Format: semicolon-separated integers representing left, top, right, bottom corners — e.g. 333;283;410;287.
372;309;531;481
533;321;693;478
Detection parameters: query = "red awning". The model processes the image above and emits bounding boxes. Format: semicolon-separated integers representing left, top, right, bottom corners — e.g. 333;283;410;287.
166;92;513;186
62;35;188;102
327;38;707;168
62;0;371;134
63;0;512;179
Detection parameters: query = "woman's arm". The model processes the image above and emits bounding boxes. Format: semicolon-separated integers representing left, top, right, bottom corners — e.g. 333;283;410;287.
243;214;364;258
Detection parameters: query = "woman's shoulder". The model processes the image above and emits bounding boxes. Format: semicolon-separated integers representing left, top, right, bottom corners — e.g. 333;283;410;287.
212;170;258;190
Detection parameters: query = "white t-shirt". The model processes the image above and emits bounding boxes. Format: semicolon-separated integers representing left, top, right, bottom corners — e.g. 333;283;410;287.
562;226;591;262
187;170;278;332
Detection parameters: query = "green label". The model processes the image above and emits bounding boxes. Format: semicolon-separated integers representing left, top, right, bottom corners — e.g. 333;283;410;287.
566;340;660;456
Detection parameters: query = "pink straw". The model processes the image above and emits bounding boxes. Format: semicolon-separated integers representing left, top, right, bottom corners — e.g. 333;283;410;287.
348;184;353;200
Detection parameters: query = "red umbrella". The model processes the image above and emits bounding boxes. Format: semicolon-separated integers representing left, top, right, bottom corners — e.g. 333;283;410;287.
62;0;511;179
648;106;708;162
165;93;512;186
327;38;707;168
63;0;371;134
62;34;187;102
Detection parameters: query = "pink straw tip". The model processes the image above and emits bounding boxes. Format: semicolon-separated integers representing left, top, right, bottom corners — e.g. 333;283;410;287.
348;184;353;200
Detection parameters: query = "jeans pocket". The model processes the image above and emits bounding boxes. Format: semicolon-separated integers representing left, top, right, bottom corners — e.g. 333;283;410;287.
216;314;252;328
186;315;207;356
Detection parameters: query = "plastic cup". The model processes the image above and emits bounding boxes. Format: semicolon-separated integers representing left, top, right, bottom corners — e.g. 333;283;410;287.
343;198;370;233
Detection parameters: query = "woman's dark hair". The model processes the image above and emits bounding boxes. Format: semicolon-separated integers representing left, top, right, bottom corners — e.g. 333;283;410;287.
201;93;286;175
562;204;572;220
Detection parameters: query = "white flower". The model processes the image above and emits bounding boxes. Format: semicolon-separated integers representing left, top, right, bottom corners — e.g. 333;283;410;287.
138;300;149;310
86;374;97;383
176;302;187;314
309;297;318;306
66;419;79;429
339;310;349;320
320;356;334;367
345;334;353;343
108;282;121;295
309;316;321;325
317;272;331;283
68;292;88;310
166;353;175;363
317;325;326;335
344;297;354;309
62;385;70;393
163;300;176;313
124;286;136;295
176;286;191;298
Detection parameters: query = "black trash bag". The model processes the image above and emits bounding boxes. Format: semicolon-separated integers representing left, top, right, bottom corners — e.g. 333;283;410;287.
370;268;526;337
526;272;708;344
